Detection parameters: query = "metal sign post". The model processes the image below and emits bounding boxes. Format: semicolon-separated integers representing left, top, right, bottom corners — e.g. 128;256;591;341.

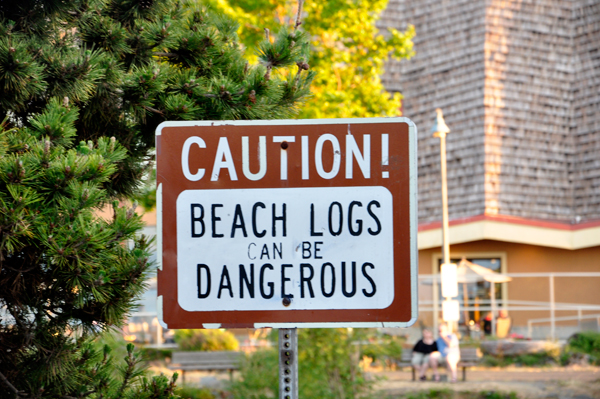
279;328;298;399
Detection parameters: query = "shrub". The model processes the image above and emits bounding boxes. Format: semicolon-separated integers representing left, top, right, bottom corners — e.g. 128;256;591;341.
405;389;519;399
175;329;239;351
360;333;404;368
478;392;519;399
482;351;558;367
228;349;278;399
176;386;217;399
229;328;382;399
563;331;600;365
405;389;453;399
141;347;174;362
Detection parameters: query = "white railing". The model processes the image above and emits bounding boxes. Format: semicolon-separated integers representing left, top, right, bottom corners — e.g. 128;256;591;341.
418;272;600;340
527;313;600;338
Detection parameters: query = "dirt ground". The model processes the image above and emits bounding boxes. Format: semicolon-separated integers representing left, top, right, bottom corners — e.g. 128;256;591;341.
373;366;600;399
152;364;600;399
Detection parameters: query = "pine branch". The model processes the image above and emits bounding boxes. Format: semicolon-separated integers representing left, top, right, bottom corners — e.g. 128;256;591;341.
153;52;178;58
295;61;310;86
115;344;136;399
263;28;272;80
294;0;305;30
0;370;22;398
140;105;164;115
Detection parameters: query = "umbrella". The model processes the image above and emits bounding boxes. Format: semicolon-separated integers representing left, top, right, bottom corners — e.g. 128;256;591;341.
456;259;512;283
456;258;511;333
424;259;512;331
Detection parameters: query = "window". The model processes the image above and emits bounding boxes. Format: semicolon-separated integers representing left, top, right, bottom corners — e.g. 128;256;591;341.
435;255;506;325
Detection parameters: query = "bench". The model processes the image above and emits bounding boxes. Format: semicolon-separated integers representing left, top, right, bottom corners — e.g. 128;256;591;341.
397;347;481;381
168;351;243;384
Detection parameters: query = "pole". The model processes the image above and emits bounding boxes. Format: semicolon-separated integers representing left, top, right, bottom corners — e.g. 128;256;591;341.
279;328;298;399
490;282;496;336
433;108;454;328
549;274;555;340
154;317;164;347
432;108;451;266
440;131;450;266
433;274;439;333
462;282;469;324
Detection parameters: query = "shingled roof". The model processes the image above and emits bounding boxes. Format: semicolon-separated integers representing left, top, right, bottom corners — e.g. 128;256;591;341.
380;0;600;225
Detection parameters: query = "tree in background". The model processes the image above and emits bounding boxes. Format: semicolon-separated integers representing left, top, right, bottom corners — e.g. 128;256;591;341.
0;0;313;396
211;0;415;119
229;328;404;399
174;329;239;351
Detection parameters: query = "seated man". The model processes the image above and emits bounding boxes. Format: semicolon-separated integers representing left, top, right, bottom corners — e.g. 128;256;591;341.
411;328;438;381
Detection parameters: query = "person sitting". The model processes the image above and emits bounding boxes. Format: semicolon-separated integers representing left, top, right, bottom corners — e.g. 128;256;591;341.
411;328;438;381
496;310;512;338
431;323;460;382
482;312;492;336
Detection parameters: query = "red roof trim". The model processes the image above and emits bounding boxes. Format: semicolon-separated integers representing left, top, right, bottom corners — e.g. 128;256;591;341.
418;214;600;232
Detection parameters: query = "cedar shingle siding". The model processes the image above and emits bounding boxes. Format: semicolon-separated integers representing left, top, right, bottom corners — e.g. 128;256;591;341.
380;0;600;224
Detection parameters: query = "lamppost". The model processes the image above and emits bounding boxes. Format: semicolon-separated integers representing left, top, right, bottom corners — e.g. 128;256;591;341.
431;109;459;327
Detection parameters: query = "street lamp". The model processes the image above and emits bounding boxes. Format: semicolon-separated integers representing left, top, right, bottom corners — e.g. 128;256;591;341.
431;108;459;324
431;108;451;265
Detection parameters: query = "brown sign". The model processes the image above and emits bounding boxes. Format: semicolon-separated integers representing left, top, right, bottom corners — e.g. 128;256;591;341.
156;118;417;329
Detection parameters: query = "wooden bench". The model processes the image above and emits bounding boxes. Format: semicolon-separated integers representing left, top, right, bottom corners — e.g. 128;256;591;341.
397;347;481;381
168;351;243;384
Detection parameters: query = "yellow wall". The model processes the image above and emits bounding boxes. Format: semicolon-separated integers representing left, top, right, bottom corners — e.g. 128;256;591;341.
417;240;600;328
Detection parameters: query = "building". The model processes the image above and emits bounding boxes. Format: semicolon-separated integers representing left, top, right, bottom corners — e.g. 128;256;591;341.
380;0;600;338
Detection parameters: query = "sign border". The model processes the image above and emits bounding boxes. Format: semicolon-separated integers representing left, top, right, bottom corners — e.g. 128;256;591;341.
156;117;418;329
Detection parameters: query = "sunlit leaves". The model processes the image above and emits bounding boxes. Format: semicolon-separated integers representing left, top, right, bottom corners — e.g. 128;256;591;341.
213;0;415;119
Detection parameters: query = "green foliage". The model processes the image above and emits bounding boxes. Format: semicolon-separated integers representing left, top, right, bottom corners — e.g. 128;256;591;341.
299;329;374;399
404;389;454;399
176;386;217;399
562;331;600;365
0;0;312;396
0;0;314;198
360;333;404;368
82;334;179;398
140;347;174;362
403;389;519;399
0;103;174;396
229;328;398;399
478;392;519;399
229;349;278;399
212;0;415;119
134;169;157;212
174;329;240;351
482;350;559;368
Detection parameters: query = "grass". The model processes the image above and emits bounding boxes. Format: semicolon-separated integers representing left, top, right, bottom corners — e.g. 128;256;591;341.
175;386;217;399
389;389;519;399
481;350;560;367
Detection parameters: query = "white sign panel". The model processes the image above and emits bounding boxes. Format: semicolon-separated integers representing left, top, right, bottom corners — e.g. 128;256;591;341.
176;186;394;311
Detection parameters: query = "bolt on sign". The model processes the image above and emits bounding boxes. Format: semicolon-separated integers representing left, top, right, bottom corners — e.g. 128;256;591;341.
156;118;418;329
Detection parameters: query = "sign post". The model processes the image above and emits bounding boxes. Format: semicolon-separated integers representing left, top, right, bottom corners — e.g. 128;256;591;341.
279;328;298;399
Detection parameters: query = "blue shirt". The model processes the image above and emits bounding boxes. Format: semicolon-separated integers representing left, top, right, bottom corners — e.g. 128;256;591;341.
436;337;448;355
436;334;460;357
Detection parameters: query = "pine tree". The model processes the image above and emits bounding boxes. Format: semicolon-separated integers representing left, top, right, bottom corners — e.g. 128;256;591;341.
0;0;313;396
